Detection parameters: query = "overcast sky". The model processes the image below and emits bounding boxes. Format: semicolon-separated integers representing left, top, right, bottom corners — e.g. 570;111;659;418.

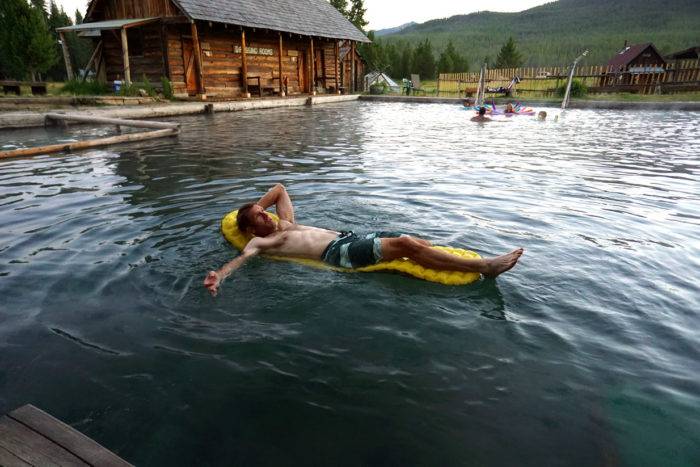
55;0;552;30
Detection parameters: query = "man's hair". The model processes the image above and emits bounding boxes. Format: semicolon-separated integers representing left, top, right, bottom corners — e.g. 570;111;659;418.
478;106;486;116
236;203;256;232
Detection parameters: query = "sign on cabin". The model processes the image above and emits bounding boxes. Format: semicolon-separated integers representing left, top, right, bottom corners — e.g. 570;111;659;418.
234;46;274;56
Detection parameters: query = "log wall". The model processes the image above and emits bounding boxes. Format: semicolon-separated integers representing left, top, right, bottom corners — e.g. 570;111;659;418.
102;24;166;84
166;24;341;97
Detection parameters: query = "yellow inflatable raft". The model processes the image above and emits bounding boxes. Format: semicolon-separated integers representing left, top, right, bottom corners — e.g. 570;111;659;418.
221;210;481;285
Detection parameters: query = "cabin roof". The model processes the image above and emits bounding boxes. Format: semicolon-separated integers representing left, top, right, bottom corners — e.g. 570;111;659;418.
607;43;665;68
667;46;700;60
171;0;369;42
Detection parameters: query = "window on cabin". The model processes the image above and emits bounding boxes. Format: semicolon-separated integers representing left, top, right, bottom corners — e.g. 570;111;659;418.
127;29;144;57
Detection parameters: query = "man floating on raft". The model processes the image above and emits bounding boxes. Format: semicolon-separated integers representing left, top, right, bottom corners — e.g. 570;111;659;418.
204;184;524;296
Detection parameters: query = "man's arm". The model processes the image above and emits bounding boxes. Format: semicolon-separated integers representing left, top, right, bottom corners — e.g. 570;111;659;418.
203;235;284;296
256;183;295;223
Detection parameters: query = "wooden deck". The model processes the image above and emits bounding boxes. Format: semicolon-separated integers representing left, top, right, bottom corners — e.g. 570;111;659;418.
0;405;132;467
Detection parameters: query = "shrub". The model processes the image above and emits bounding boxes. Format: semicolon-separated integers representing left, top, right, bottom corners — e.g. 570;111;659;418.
369;82;388;95
556;79;587;98
60;79;110;96
161;76;173;100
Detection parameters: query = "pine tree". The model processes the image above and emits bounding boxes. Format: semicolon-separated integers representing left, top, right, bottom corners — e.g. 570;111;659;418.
0;0;56;80
494;37;524;69
46;1;74;80
348;0;367;32
25;3;57;80
31;0;48;21
75;9;83;24
412;39;436;79
329;0;348;18
438;41;469;73
0;0;26;79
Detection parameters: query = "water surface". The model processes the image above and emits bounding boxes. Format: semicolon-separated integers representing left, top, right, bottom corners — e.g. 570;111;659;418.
1;102;699;466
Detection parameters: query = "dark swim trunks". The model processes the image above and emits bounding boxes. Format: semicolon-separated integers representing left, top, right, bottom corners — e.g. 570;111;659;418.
321;231;403;268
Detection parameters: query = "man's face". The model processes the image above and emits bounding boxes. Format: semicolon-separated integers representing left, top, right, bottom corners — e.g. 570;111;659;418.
247;204;276;236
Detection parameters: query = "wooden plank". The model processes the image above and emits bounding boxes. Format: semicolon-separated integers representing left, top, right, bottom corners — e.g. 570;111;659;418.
9;405;132;467
0;444;31;467
278;33;284;95
0;415;88;466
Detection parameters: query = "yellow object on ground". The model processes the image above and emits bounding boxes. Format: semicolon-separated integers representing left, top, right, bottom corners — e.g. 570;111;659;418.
221;210;482;285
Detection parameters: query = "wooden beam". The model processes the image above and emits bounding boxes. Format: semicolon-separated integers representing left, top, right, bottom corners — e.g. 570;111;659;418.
58;32;74;81
120;28;131;85
45;113;180;130
0;129;179;160
334;40;339;94
241;29;249;97
310;37;315;95
278;33;284;96
80;41;102;83
190;22;205;96
351;41;356;93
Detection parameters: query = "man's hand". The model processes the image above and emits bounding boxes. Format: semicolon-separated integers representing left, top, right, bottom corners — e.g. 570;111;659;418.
204;271;222;296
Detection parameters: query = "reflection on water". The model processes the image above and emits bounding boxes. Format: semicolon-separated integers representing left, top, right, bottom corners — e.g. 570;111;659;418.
0;103;699;465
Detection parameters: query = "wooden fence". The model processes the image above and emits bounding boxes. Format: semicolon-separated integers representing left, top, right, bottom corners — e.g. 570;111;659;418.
437;59;700;96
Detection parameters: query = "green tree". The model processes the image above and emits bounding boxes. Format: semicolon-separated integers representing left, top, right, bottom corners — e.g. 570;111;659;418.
348;0;368;32
25;3;58;80
412;38;436;79
329;0;348;18
437;40;468;73
494;37;524;69
397;42;413;79
31;0;47;20
0;0;56;80
46;1;73;80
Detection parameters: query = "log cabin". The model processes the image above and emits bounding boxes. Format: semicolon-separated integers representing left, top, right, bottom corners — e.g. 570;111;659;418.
57;0;370;98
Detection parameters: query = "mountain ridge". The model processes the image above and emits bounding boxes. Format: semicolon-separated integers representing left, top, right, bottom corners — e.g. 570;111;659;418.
378;0;700;67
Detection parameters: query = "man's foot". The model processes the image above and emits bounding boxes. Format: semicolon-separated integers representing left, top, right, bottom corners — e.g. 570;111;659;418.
483;248;524;278
204;271;222;296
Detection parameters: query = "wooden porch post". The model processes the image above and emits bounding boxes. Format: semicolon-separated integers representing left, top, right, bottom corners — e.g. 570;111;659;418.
351;41;356;93
241;29;250;98
120;28;131;85
310;37;316;95
58;32;74;81
190;21;205;96
334;40;339;94
278;33;285;96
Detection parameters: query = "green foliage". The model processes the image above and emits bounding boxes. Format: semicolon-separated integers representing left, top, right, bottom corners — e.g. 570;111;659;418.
60;79;109;95
369;82;388;95
556;79;588;98
382;0;700;67
329;0;348;16
494;37;523;69
140;74;156;97
348;0;368;32
437;41;468;73
161;77;174;100
0;0;57;80
412;38;436;80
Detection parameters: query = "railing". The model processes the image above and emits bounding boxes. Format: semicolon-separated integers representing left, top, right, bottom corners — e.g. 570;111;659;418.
437;59;700;96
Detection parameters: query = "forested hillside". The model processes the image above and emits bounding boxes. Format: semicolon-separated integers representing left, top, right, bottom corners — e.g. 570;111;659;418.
380;0;700;69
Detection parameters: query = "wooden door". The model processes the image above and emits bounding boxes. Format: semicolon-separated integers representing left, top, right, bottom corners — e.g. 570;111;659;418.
182;37;197;96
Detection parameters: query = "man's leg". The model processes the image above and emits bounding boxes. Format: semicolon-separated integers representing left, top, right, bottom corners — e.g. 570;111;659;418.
380;236;523;278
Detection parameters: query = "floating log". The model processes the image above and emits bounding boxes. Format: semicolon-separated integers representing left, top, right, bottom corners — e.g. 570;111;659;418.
0;128;179;160
45;113;180;129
